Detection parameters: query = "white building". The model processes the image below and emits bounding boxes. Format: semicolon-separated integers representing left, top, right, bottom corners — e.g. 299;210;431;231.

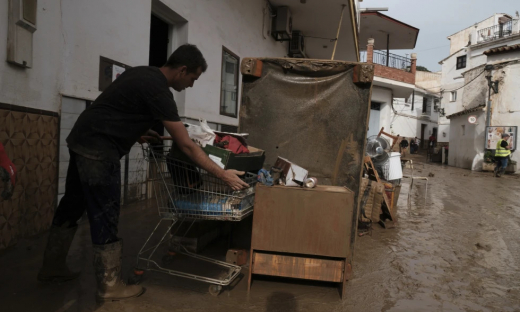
359;12;420;139
391;85;441;149
438;13;520;169
0;0;363;249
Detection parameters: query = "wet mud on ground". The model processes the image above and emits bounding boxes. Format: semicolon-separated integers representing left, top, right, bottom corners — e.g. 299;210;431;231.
0;154;519;311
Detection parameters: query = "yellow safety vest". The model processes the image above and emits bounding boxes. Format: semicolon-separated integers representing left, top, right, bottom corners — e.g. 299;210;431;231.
495;139;511;157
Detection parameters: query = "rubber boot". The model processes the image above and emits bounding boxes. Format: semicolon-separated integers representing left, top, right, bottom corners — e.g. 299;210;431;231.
37;224;81;282
93;239;143;301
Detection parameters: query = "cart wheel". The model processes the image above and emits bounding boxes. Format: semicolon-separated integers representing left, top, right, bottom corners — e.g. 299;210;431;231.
208;285;222;297
162;254;175;265
128;269;144;285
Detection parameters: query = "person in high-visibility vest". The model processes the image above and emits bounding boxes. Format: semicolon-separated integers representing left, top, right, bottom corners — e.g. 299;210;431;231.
494;133;512;177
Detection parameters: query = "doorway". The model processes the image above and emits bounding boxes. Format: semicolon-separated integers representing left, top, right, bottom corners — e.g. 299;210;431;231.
149;14;171;136
421;124;427;149
367;102;382;138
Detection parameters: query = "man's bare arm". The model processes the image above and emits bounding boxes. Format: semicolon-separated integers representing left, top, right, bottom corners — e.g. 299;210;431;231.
163;120;248;190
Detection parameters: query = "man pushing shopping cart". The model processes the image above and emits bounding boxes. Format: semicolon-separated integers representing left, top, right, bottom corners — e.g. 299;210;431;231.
37;44;248;301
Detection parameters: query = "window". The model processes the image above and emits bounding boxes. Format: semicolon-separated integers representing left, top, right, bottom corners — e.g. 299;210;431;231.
434;100;440;112
456;55;467;69
371;102;381;110
422;97;432;115
220;47;240;118
450;91;457;102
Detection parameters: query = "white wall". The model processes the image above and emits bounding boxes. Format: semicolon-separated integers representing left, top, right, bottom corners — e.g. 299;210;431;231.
391;91;440;147
0;0;292;205
489;62;520;165
448;112;486;170
488;50;520;64
438;124;450;143
470;36;520;68
160;0;288;126
59;0;152;103
0;0;288;127
371;86;393;135
0;0;64;112
448;62;520;169
440;49;466;116
448;15;496;54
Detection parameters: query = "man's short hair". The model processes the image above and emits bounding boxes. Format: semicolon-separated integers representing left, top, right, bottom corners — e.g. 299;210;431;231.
502;133;510;138
164;44;208;73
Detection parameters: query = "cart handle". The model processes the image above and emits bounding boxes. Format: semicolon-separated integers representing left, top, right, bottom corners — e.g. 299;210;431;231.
140;136;174;142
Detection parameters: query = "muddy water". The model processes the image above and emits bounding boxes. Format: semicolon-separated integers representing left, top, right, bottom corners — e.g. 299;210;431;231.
1;157;520;312
345;158;520;312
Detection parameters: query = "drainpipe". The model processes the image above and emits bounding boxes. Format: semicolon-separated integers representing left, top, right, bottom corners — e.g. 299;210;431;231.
386;33;390;67
411;89;415;111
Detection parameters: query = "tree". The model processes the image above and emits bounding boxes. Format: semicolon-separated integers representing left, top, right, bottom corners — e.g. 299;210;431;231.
416;66;431;72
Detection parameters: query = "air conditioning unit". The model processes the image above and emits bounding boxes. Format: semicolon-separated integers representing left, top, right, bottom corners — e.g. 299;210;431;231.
271;6;292;41
289;31;307;58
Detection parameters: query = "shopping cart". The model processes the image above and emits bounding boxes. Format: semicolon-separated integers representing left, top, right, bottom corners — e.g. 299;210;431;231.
130;140;257;296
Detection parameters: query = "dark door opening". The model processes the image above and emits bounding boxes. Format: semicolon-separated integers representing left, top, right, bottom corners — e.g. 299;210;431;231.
149;14;170;135
421;124;427;149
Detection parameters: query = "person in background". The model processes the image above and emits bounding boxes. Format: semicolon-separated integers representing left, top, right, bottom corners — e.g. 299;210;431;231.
415;136;421;153
399;137;409;157
410;137;417;154
428;134;437;157
429;134;437;148
494;133;512;177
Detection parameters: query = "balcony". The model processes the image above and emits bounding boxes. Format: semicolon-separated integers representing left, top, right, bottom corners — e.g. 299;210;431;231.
361;38;416;97
361;50;412;71
477;20;518;43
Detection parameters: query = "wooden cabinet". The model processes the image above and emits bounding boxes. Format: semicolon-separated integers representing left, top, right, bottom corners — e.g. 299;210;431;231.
248;185;355;299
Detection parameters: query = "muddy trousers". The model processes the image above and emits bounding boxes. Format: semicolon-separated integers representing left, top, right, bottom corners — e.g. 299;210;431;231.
52;150;121;245
495;157;509;174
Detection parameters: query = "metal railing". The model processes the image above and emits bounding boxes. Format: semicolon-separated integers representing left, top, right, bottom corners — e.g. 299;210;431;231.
477;21;513;43
360;50;412;71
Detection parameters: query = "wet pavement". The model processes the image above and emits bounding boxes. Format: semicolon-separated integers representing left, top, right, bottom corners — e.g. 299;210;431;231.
0;154;519;311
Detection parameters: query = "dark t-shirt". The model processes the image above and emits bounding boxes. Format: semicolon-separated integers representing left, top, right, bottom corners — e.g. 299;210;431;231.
501;140;509;148
67;66;180;162
400;140;409;148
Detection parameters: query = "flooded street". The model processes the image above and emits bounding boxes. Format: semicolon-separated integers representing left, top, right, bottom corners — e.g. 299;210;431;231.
1;155;519;312
345;155;520;312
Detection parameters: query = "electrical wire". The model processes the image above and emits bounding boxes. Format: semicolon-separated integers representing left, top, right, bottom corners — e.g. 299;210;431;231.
444;69;486;92
414;44;450;53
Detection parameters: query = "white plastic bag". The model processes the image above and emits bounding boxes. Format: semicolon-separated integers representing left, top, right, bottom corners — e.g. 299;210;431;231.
185;119;216;147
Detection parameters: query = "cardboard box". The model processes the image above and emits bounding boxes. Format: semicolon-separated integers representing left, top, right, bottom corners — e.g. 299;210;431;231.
273;157;308;187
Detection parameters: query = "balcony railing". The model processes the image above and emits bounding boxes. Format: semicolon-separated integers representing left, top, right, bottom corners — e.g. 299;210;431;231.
477;21;513;43
361;50;411;71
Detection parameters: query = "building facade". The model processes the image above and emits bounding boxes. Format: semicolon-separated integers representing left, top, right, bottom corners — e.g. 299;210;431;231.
0;0;362;250
439;13;520;169
391;87;441;149
359;12;420;139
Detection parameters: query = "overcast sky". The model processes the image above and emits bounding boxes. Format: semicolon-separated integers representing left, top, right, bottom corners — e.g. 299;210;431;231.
362;0;519;71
